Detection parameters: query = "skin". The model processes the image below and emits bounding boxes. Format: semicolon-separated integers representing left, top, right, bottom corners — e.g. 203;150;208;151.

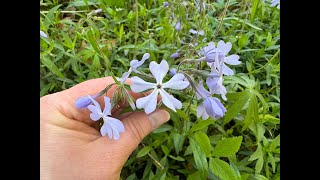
40;77;170;180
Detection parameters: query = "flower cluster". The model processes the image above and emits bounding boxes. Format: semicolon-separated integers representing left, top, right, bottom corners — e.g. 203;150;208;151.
74;39;241;140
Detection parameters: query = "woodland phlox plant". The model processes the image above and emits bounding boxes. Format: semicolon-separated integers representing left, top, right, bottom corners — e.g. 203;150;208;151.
75;39;241;140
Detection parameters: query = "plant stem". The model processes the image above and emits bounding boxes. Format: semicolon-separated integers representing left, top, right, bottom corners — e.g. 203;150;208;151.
213;0;230;40
134;0;139;53
141;143;164;170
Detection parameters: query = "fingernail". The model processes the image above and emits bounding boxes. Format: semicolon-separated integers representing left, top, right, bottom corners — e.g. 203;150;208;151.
149;110;170;129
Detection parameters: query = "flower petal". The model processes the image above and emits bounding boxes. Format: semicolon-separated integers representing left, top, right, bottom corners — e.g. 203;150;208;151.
88;105;102;121
212;97;227;115
106;117;125;133
204;97;223;119
100;123;113;139
224;55;241;65
196;103;209;120
130;76;156;92
130;53;150;69
206;77;218;93
103;96;112;117
159;89;182;112
162;73;190;90
149;60;169;84
217;41;232;55
195;82;211;99
89;96;102;111
118;69;131;83
221;63;234;76
136;90;159;114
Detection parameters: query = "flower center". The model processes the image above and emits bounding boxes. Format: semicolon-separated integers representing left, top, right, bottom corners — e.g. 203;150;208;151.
157;84;162;89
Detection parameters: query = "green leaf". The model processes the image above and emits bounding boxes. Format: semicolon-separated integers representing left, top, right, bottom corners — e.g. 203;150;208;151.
173;133;185;154
253;90;269;115
43;4;61;28
152;124;172;133
61;31;73;49
189;119;214;133
250;0;260;21
187;171;201;180
223;90;251;125
150;167;168;180
269;135;280;151
212;136;243;157
230;161;241;180
266;32;273;47
252;174;269;180
249;144;263;161
161;145;169;155
268;152;276;173
41;57;64;78
242;95;258;131
176;109;189;121
86;29;101;56
209;158;237;180
136;146;151;158
255;156;264;174
194;131;212;157
189;137;208;179
168;155;185;161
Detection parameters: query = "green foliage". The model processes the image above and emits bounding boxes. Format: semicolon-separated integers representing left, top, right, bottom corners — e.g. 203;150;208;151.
40;0;280;179
209;158;238;180
212;136;243;157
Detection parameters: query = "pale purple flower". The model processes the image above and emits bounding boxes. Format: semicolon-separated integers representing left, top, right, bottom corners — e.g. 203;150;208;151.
170;52;180;58
40;30;48;38
206;68;227;101
171;13;175;19
163;2;169;7
75;94;99;109
88;96;125;140
169;68;177;76
207;41;241;76
201;42;216;62
189;29;204;36
117;53;150;83
130;60;190;114
94;9;102;14
194;82;226;120
197;97;226;120
186;13;189;20
175;21;181;31
270;0;280;9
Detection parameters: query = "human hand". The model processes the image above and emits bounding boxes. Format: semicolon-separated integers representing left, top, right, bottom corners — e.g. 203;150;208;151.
40;77;170;180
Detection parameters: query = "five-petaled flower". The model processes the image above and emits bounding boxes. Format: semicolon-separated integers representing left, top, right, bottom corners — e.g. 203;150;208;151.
88;96;125;140
130;60;190;114
206;40;241;76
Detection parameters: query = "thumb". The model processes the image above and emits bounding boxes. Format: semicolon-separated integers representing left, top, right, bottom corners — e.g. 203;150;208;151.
118;109;170;154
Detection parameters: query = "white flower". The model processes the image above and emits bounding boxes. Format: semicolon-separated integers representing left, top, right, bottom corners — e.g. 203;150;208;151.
130;60;190;114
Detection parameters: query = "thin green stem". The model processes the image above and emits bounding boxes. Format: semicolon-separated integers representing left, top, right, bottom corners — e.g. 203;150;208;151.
141;143;164;170
134;0;139;51
213;0;230;40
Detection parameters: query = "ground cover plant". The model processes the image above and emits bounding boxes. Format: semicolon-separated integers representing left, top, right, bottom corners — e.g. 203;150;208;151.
40;0;280;179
